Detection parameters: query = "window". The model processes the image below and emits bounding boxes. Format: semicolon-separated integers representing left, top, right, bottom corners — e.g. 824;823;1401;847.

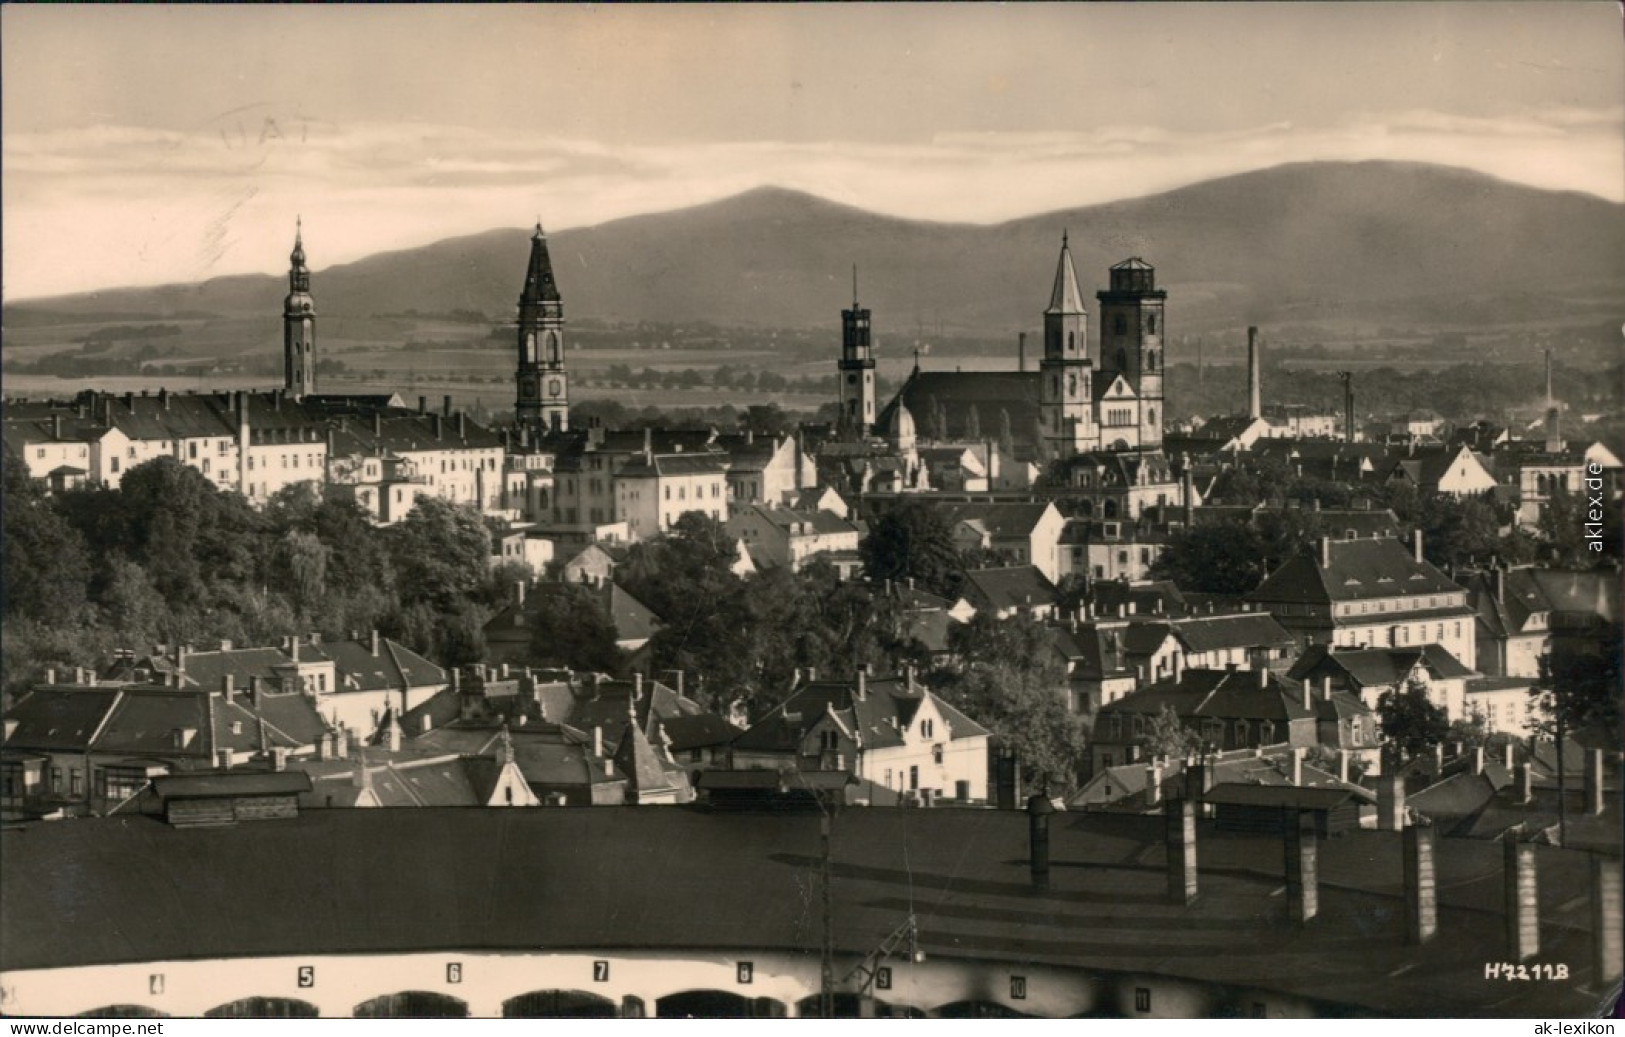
111;456;120;473
933;745;944;765
69;769;82;796
1114;316;1127;335
909;766;919;791
1135;988;1151;1013
1148;316;1157;334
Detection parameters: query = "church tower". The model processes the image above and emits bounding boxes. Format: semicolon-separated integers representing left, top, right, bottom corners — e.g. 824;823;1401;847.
1039;233;1094;461
283;219;317;398
1097;258;1166;451
515;222;568;432
838;269;876;435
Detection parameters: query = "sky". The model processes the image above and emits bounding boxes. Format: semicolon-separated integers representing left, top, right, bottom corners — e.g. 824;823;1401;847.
3;3;1622;300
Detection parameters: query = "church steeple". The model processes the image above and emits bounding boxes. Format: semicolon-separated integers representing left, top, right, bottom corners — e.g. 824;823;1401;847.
515;221;568;432
1039;233;1092;462
283;218;317;398
1046;230;1086;317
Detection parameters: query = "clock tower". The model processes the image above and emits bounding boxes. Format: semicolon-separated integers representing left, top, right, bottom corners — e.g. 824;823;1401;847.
515;221;568;432
283;219;317;399
837;268;876;436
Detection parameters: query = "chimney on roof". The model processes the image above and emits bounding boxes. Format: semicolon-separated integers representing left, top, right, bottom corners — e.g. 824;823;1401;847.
1018;331;1027;373
1319;536;1331;569
1493;566;1506;604
418;396;427;415
270;746;288;772
223;674;235;699
371;629;381;657
1257;667;1268;689
593;725;604;758
1301;678;1313;710
634;672;643;700
1146;760;1162;807
443;395;453;417
1433;742;1445;770
642;427;652;464
458;412;466;439
1246;327;1262;421
1291;746;1305;786
1502;740;1514;771
289;637;300;664
432;414;443;440
1413;529;1424;565
1517;761;1534;803
248;675;263;708
334;724;349;760
1376;767;1405;831
421;714;433;735
386;715;402;753
1338;750;1351;784
1584;748;1606;816
856;669;867;701
1473;745;1486;776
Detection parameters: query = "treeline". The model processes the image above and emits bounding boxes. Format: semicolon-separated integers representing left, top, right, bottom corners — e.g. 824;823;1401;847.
1;453;519;703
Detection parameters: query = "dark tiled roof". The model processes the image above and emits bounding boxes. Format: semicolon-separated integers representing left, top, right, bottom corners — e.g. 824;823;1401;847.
4;808;1606;1017
1247;537;1465;605
3;689;122;751
875;370;1042;449
1171;613;1295;653
1287;644;1476;687
1097;668;1317;724
152;770;312;799
945;502;1055;537
961;566;1057;613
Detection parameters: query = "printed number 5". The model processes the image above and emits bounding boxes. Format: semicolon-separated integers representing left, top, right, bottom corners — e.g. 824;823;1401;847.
297;966;315;988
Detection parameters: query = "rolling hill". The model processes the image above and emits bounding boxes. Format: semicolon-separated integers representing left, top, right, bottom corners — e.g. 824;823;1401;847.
7;161;1622;338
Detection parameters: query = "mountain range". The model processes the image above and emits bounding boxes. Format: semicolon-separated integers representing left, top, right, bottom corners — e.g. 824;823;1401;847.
7;161;1622;337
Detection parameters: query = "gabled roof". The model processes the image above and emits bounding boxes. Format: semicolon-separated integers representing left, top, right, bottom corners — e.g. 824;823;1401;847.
733;675;988;755
3;689;122;751
1170;613;1296;654
1097;668;1320;724
617;452;727;478
944;501;1056;538
874;370;1042;451
1287;643;1477;687
1247;537;1466;605
960;566;1057;613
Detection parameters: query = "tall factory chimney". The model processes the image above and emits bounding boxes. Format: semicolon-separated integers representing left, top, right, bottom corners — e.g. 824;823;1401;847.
1246;326;1262;421
1341;371;1355;444
1544;348;1562;454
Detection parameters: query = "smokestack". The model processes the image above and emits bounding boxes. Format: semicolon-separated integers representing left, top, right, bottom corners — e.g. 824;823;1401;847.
1413;529;1424;565
1592;856;1623;987
1404;823;1438;945
1342;371;1355;444
1165;797;1198;905
1181;467;1194;526
1247;326;1261;421
1503;834;1540;961
1027;793;1054;891
443;394;452;417
1583;749;1606;816
1285;809;1318;924
1380;770;1406;831
1018;331;1027;373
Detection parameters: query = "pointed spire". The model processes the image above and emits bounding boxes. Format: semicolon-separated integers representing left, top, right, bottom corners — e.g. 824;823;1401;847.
290;217;306;267
1046;232;1085;315
520;219;560;305
852;264;859;308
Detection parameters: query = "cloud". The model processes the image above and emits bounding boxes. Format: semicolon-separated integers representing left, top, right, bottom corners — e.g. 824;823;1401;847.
4;107;1620;299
